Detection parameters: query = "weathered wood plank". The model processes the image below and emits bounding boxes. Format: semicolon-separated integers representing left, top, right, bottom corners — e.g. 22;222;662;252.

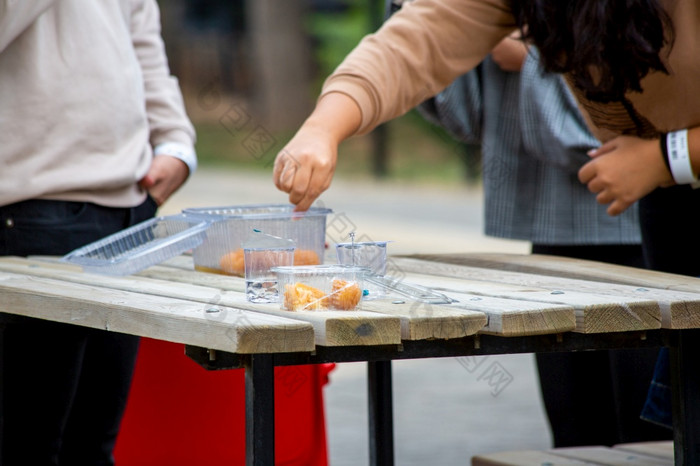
359;300;487;340
0;257;401;347
394;270;660;334
412;292;574;336
151;256;567;337
612;441;674;461
473;446;673;466
143;264;479;342
548;446;673;465
407;252;700;292
416;253;700;330
0;270;313;354
128;258;487;341
395;258;700;330
472;449;594;465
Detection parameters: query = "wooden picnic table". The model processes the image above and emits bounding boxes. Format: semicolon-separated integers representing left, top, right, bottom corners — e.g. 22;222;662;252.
1;253;699;465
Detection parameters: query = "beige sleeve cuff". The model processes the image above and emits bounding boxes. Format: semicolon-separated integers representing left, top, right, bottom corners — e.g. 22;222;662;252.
320;76;381;136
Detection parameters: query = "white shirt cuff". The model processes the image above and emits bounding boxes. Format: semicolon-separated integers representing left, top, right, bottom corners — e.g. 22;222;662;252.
154;142;197;175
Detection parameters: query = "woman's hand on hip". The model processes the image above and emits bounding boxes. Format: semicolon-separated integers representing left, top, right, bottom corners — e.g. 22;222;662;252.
578;135;673;216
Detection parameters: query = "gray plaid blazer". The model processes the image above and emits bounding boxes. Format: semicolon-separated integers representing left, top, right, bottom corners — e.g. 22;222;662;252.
419;49;641;245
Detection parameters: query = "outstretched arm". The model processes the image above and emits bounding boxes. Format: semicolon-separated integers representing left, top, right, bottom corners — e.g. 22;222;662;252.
272;0;515;210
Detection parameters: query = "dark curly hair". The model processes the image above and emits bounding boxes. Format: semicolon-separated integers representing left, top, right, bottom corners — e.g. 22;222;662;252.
511;0;674;102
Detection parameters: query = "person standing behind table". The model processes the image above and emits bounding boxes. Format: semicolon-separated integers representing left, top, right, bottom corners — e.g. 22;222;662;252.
270;0;700;436
270;0;699;247
417;36;672;447
0;1;196;465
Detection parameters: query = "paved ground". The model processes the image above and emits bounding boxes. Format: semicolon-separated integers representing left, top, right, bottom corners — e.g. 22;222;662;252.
161;167;551;465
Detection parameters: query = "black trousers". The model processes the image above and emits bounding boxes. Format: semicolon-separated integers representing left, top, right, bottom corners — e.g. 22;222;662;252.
532;243;672;447
639;185;700;276
633;186;700;430
0;197;157;466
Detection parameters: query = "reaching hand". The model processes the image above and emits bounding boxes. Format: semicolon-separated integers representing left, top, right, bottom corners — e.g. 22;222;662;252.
273;124;338;212
272;92;362;211
578;135;673;216
138;155;189;206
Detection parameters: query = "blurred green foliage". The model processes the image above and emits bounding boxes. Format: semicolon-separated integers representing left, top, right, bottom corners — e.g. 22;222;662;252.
306;1;371;91
190;0;480;185
194;110;478;186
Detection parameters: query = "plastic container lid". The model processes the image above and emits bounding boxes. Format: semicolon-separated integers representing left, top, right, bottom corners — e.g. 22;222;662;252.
241;229;296;251
61;214;210;276
182;203;332;220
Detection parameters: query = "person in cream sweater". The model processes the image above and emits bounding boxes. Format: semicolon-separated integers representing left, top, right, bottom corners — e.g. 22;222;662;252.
0;1;196;464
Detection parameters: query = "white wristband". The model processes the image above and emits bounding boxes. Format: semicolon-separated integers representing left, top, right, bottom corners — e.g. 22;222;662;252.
666;129;697;184
154;142;197;175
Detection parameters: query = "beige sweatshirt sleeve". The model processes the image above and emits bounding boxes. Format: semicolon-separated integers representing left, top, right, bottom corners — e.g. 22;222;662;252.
321;0;516;135
129;0;196;150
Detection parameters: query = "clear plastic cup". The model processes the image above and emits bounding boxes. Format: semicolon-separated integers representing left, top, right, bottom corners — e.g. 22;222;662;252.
242;231;295;303
335;241;390;300
335;241;389;276
272;265;367;311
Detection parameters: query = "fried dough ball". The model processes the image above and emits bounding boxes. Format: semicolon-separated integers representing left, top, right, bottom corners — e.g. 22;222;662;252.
330;279;362;310
294;249;320;266
219;248;319;276
219;249;245;276
284;283;329;311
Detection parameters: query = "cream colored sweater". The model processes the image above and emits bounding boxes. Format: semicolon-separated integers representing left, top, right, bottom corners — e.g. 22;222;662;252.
322;0;700;142
0;0;195;207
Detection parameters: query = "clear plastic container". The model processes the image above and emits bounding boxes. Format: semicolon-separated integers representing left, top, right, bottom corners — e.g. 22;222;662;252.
335;241;390;300
242;230;296;303
335;241;390;276
182;204;331;277
272;265;367;311
61;214;210;276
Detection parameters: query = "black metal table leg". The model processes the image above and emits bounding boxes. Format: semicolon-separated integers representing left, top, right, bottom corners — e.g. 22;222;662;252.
670;329;700;465
368;360;394;466
245;354;275;466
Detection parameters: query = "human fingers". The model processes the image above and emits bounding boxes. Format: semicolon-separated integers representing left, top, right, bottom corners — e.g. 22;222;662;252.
287;162;312;210
290;158;335;212
585;175;606;195
587;139;617;158
606;198;631;217
143;156;188;205
593;187;615;206
138;174;155;189
274;150;302;193
578;159;597;184
273;151;295;192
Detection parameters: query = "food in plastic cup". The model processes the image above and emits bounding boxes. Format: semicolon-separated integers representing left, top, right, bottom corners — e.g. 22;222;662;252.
242;231;295;303
335;241;389;276
272;265;367;311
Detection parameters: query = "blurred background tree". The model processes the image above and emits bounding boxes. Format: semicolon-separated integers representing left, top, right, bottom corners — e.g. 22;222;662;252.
158;0;481;184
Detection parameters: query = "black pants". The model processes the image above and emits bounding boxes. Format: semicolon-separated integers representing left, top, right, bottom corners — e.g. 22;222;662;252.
639;185;700;276
634;186;700;430
0;198;157;466
532;243;672;447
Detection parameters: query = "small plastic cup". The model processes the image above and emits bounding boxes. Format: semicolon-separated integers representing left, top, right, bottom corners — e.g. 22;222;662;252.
242;230;295;303
335;241;390;299
272;265;367;311
335;241;389;276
